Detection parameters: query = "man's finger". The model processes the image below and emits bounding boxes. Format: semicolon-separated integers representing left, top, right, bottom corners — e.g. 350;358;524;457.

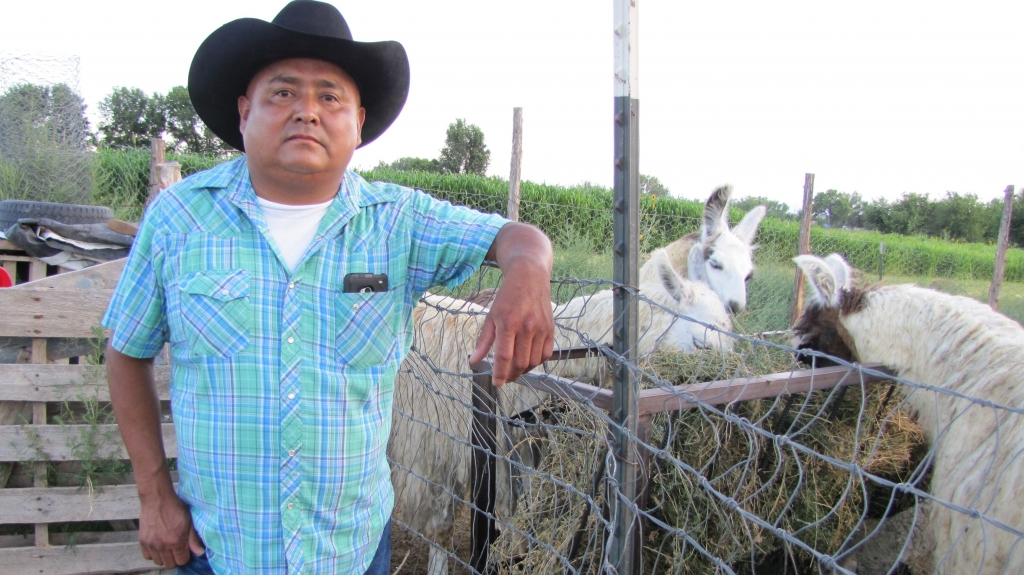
188;527;206;555
469;318;496;365
172;542;191;567
490;326;516;387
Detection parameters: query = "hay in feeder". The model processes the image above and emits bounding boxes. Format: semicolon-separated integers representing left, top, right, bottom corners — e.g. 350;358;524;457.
488;344;927;575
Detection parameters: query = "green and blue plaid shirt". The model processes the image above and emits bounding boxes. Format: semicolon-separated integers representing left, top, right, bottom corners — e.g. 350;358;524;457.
103;157;506;575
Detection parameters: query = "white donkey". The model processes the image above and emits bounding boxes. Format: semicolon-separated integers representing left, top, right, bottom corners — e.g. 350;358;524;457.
640;186;766;314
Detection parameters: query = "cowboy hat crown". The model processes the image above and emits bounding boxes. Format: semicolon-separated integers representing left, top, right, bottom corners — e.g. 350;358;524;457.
188;0;410;151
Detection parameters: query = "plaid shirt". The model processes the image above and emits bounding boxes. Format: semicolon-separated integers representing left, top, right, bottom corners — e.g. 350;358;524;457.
103;157;506;575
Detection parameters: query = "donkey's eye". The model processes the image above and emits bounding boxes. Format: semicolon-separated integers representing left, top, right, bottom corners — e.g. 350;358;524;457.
745;272;753;282
709;260;723;270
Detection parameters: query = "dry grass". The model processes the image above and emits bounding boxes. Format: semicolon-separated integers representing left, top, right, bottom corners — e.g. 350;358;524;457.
486;344;927;574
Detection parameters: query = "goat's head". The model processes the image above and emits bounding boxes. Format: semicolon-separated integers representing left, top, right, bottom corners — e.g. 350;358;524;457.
650;250;735;352
789;253;867;367
686;186;766;314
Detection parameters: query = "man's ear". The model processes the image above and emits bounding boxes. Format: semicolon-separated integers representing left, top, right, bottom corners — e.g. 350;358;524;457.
238;95;251;133
355;106;366;147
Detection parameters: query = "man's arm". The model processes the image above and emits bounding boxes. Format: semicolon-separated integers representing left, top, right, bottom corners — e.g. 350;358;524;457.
107;344;204;568
469;222;555;386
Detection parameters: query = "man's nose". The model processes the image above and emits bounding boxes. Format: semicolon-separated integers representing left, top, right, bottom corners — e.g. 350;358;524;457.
293;93;320;123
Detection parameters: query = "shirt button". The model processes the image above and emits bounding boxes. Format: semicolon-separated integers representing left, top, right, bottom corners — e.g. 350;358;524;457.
288;282;295;290
288;393;295;400
287;337;294;344
221;289;230;296
288;449;296;457
352;303;360;310
287;502;294;510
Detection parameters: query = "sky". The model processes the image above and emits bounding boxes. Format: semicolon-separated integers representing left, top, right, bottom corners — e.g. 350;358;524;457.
1;0;1021;209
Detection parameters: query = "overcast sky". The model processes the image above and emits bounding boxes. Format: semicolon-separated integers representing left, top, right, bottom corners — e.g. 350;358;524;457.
1;0;1021;208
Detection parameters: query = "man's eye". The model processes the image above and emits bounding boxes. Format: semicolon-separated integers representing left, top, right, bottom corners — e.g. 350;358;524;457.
709;260;723;270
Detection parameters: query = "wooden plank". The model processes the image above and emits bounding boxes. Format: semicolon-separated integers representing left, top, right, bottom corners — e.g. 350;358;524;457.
31;339;48;547
637;364;894;416
507;107;523;222
0;364;171;402
0;530;141;550
0;289;113;338
0;423;177;461
0;540;160;575
988;185;1016;311
0;483;178;524
14;259;125;291
0;238;22;251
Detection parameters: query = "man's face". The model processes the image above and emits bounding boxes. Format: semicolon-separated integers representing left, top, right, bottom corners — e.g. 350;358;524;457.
238;58;365;185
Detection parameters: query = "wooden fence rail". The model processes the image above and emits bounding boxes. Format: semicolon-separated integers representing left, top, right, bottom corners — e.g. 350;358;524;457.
0;260;172;574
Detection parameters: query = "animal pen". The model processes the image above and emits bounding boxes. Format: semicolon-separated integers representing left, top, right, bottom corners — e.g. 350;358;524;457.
3;5;1024;575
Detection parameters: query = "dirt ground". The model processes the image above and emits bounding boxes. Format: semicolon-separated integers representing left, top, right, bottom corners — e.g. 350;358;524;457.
390;505;473;575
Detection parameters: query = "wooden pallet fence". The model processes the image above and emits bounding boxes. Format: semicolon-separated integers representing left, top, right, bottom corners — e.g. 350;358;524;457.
0;261;175;575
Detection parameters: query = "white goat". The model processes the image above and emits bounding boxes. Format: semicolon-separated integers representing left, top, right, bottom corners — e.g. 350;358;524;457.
389;293;547;575
547;249;735;386
791;253;1024;575
639;185;766;314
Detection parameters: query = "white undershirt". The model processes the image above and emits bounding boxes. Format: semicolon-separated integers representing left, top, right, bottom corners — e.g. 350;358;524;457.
256;196;334;272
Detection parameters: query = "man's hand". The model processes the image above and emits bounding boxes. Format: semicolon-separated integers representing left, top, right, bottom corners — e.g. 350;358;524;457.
469;223;555;386
138;490;206;568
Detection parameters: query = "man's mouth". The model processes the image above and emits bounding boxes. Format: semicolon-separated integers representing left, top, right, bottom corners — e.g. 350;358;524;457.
287;134;321;144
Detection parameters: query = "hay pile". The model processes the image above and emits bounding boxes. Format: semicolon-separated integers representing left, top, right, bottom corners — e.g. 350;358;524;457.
488;344;927;575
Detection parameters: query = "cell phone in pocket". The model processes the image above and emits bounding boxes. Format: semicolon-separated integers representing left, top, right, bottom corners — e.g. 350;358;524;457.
343;273;389;293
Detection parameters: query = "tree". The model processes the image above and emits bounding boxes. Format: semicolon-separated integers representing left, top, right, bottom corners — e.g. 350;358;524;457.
639;174;670;198
98;87;165;148
437;119;490;175
732;195;795;221
162;86;230;155
813;189;853;228
388;156;440;172
0;83;94;203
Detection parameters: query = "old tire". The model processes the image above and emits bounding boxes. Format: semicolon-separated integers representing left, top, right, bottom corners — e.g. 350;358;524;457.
0;200;114;233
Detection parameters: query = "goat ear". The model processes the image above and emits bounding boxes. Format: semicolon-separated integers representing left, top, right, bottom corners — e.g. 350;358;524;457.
731;205;766;245
824;253;853;289
687;243;708;283
794;255;840;307
701;185;732;242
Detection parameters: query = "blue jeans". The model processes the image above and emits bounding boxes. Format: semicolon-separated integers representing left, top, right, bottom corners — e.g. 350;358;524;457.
177;520;392;575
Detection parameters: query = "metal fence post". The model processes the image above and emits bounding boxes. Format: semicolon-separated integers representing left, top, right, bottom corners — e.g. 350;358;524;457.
470;360;498;574
611;0;640;573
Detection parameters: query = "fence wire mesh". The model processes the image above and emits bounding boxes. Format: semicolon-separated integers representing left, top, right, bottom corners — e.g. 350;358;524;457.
0;54;93;205
391;267;1023;575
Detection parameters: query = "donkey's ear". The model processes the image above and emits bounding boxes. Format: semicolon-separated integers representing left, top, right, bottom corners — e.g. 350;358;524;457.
731;205;766;245
701;185;732;242
824;253;853;290
687;243;708;283
794;255;840;307
656;256;686;304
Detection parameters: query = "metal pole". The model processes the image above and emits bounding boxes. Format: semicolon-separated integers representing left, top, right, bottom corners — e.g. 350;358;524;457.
470;361;498;574
610;1;640;573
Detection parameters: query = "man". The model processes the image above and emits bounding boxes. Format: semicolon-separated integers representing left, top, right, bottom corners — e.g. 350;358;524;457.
103;2;555;574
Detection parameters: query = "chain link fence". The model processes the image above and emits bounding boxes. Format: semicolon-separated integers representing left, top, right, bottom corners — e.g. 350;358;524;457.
392;275;1022;574
0;54;93;205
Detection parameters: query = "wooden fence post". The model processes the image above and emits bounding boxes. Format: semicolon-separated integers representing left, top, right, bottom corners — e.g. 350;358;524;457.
790;173;815;325
507;107;523;222
988;185;1016;311
878;242;885;281
148;139;166;203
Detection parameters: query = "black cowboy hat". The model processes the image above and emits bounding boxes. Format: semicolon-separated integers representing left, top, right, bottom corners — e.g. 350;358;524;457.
188;0;410;151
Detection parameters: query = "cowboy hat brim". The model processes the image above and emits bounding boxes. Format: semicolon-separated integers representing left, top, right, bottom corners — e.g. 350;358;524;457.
188;18;410;151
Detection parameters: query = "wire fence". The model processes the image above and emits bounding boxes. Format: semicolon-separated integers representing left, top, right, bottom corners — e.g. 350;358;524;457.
390;272;1023;575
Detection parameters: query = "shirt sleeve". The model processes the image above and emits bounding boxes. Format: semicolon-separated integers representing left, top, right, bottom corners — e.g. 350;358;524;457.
102;202;169;359
406;189;508;293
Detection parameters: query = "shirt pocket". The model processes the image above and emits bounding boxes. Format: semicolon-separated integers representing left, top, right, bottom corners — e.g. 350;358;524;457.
178;269;252;358
336;290;398;369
